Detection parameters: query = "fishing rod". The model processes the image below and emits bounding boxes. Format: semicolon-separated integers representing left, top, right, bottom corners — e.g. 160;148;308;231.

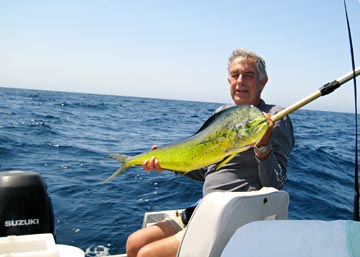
343;0;359;221
271;67;360;123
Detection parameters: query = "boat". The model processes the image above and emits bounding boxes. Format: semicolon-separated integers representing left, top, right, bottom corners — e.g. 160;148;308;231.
111;187;359;257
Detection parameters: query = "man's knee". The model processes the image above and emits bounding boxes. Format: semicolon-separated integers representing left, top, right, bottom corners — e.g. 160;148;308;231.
137;244;154;257
126;231;145;257
137;236;180;257
126;217;184;257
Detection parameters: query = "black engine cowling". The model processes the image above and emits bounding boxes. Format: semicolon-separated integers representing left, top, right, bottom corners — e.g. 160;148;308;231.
0;170;55;237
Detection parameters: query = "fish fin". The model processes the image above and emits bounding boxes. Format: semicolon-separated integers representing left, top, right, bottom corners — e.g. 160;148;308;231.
194;106;237;134
224;145;251;154
215;145;253;171
195;106;239;134
195;112;222;133
215;153;237;171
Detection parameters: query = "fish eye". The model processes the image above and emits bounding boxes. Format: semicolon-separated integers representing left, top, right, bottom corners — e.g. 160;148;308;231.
244;122;251;129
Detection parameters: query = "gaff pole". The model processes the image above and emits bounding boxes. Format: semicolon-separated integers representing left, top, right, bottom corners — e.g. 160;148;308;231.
271;67;360;123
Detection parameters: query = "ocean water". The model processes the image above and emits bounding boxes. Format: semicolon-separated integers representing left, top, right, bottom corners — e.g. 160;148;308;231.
0;87;357;255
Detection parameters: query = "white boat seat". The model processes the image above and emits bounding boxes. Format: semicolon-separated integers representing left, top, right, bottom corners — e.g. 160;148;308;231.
177;187;289;257
221;220;360;257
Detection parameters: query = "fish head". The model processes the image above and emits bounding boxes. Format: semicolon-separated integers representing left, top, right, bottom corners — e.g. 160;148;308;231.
233;106;269;148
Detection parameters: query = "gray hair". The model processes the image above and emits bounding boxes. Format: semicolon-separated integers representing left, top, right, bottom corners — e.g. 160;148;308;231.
228;48;267;80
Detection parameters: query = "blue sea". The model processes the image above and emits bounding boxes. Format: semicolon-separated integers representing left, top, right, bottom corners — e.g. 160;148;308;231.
0;87;357;256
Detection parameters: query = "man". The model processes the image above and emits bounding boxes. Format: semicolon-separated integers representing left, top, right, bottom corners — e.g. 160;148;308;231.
126;48;295;257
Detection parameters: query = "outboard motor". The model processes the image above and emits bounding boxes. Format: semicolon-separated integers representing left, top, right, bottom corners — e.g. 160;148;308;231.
0;170;55;237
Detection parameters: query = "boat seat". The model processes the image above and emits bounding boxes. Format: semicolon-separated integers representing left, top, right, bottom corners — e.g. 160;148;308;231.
221;220;360;257
176;187;289;257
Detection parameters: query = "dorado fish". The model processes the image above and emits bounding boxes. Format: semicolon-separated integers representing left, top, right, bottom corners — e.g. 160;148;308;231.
104;105;268;183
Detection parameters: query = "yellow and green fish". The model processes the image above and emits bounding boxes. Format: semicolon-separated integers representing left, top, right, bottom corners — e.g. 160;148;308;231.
104;105;268;183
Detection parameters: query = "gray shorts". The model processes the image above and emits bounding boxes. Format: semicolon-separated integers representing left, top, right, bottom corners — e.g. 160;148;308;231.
164;211;187;242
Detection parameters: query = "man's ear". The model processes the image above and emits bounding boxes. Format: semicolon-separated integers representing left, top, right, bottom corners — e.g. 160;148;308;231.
260;77;268;92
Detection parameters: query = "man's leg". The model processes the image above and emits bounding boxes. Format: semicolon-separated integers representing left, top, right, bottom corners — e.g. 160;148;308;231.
126;219;180;257
137;235;180;257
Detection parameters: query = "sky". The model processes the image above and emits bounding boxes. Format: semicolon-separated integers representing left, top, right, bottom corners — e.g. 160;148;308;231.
1;0;360;113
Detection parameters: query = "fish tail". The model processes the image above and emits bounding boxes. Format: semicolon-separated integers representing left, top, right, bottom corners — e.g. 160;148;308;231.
101;154;131;184
101;165;127;184
107;154;129;164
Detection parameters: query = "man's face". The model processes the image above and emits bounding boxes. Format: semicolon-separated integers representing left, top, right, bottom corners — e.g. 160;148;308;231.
228;57;268;106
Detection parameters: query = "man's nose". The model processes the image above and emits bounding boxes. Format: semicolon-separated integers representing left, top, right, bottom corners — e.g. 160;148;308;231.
237;74;244;83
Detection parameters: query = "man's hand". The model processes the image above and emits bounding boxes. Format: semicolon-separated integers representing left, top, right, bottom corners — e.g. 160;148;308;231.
254;113;274;160
142;145;164;172
256;113;274;147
